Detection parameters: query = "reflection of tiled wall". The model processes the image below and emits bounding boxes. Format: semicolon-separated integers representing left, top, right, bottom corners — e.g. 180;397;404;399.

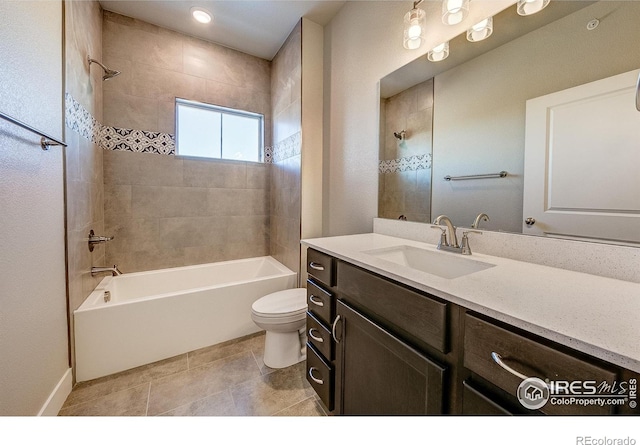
379;78;433;223
270;22;302;276
64;0;104;371
100;11;273;272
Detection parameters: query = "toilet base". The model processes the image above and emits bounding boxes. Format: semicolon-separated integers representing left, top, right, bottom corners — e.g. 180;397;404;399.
263;329;306;369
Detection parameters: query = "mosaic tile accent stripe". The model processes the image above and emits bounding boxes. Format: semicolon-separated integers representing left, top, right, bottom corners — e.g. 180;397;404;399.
271;132;301;163
65;92;101;144
66;93;272;160
379;153;432;174
101;127;175;155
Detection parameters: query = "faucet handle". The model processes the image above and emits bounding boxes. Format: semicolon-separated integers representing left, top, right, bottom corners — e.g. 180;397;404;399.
460;230;482;255
431;226;448;248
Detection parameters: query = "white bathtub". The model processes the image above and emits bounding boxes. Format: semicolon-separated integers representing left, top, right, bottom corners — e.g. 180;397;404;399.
74;256;296;382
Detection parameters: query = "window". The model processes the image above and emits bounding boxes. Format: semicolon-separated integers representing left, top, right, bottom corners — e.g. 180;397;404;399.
175;98;264;162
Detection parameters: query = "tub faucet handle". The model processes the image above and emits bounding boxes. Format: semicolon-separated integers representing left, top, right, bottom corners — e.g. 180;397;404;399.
88;229;114;252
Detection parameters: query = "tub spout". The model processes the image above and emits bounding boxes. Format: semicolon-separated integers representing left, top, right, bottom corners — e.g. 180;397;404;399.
91;265;122;277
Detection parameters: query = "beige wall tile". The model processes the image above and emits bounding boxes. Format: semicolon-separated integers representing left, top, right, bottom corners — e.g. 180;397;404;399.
103;90;159;131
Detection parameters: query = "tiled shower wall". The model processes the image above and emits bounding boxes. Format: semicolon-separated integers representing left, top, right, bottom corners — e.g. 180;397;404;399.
378;78;433;223
100;11;272;272
64;0;105;362
270;22;303;276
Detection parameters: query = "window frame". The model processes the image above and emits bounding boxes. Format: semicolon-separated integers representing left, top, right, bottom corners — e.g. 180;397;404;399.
175;97;264;163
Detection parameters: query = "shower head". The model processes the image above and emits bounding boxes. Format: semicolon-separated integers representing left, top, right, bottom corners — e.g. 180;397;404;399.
88;56;121;81
394;130;406;141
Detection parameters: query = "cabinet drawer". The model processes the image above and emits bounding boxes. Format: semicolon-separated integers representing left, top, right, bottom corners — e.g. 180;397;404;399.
337;261;448;353
306;343;334;411
464;313;617;415
307;279;334;326
307;249;335;286
307;311;333;360
462;381;513;415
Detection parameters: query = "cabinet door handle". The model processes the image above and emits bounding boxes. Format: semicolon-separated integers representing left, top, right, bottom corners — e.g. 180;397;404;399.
308;328;324;343
331;315;342;343
308;294;324;307
491;352;530;381
308;367;324;385
309;262;325;271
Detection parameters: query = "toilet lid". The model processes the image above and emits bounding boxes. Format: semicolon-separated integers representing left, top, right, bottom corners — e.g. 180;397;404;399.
252;288;307;317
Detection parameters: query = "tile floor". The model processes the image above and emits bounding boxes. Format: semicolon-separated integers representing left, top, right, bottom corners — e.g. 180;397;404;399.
59;332;327;416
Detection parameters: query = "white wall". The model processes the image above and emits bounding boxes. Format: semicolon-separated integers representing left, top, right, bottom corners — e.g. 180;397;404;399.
0;1;69;415
322;0;512;236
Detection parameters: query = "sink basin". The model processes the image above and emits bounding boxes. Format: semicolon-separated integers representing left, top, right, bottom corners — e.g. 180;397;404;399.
362;245;495;279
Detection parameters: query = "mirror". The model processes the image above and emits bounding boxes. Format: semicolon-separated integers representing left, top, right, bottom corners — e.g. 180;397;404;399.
378;0;640;245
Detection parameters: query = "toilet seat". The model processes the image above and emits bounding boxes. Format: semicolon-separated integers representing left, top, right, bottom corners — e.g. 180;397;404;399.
251;288;307;319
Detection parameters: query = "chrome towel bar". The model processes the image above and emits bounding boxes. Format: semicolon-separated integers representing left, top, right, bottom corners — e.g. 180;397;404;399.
0;110;66;150
444;171;508;181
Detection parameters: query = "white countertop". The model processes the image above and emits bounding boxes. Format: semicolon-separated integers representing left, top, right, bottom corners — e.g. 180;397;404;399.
302;233;640;373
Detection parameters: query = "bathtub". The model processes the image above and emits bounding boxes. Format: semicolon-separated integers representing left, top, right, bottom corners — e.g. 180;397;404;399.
74;256;296;382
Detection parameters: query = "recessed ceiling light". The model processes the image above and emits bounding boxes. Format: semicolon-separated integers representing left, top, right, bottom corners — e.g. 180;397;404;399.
191;7;212;24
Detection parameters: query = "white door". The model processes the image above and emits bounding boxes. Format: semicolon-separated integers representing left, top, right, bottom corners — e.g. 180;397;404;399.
522;69;640;245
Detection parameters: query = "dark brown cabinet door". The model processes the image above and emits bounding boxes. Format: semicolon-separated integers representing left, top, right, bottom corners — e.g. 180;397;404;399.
335;300;446;415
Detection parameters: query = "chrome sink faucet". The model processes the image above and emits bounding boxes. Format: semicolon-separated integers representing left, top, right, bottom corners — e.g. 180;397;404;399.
432;215;458;249
91;265;122;277
472;213;490;229
432;215;481;255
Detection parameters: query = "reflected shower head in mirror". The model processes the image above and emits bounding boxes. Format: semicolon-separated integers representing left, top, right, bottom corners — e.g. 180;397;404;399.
87;56;121;81
394;130;406;141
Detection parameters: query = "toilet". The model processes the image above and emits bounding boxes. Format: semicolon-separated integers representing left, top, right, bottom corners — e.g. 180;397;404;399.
251;288;307;369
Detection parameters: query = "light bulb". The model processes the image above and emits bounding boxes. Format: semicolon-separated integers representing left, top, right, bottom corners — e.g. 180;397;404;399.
516;0;550;16
467;17;493;42
408;23;422;40
427;42;450;62
442;0;469;26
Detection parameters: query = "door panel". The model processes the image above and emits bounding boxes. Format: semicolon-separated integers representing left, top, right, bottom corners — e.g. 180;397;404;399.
523;69;640;244
335;300;446;415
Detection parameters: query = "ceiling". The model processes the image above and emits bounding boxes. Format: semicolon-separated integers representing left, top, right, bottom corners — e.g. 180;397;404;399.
99;0;347;60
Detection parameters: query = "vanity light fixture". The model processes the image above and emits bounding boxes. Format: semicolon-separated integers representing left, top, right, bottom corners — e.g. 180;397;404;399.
427;41;450;62
467;17;493;42
516;0;550;16
191;7;212;24
403;0;426;50
442;0;470;26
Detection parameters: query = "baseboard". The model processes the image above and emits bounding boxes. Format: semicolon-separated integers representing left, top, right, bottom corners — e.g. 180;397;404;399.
38;368;72;416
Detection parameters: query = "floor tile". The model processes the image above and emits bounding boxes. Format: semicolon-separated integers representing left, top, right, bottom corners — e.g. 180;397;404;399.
231;361;316;416
158;390;239;416
63;354;188;408
274;397;327;416
58;383;150;416
147;351;262;416
187;331;264;369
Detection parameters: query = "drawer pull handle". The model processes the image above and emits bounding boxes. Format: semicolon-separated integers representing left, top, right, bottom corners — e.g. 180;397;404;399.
308;294;324;307
308;328;324;343
309;262;325;271
491;352;530;381
309;367;324;385
332;315;342;343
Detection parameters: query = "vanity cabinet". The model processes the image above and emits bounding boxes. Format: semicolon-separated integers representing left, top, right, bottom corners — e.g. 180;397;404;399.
304;248;640;416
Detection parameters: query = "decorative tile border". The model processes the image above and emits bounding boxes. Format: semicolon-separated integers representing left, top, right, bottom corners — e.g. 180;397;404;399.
379;153;432;173
65;93;101;144
271;131;301;163
101;127;175;155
